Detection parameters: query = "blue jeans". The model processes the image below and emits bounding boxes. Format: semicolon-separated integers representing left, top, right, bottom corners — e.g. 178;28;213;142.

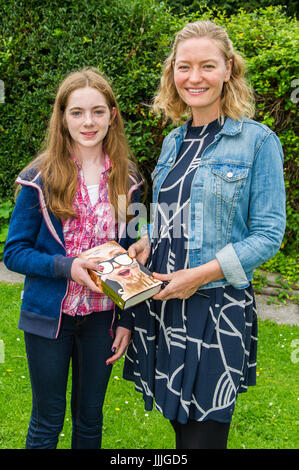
24;310;114;449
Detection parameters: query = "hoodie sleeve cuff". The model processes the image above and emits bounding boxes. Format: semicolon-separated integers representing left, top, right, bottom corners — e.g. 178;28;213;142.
53;255;76;280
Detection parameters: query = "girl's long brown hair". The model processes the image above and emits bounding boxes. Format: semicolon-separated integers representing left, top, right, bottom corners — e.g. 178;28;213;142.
20;67;137;221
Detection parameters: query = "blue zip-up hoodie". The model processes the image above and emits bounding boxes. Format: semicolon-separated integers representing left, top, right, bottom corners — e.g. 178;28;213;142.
4;168;143;339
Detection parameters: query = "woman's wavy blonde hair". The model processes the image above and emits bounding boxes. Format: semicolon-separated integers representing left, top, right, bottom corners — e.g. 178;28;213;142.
153;21;255;123
20;67;137;221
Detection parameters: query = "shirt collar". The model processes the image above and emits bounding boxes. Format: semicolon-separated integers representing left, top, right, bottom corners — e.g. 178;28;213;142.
71;151;112;173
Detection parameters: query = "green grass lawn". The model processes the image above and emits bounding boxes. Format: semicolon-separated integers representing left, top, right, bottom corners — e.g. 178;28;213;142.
0;282;298;449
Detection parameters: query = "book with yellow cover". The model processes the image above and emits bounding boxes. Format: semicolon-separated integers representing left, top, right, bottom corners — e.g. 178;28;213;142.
79;241;162;309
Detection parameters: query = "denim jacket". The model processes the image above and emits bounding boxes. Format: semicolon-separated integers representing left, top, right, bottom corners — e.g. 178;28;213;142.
4;168;142;339
148;117;286;290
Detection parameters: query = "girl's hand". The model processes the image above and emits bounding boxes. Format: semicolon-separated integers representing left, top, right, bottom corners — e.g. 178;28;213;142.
153;260;224;301
106;327;131;366
70;257;103;293
127;235;150;265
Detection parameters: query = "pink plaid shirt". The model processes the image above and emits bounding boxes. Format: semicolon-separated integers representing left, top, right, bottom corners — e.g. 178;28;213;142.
62;153;117;316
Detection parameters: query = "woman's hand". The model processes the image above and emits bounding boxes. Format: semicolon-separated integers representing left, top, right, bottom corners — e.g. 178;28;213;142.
127;234;151;265
106;327;132;366
70;257;103;293
153;260;224;301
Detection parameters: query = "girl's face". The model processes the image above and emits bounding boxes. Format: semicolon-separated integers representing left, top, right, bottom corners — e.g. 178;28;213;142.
173;37;232;125
65;86;116;154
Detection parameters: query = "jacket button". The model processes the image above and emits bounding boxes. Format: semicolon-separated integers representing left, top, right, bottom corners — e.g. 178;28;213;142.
169;157;173;162
227;172;233;178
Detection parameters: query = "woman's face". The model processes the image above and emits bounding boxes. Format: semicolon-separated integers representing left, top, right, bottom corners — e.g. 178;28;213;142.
65;86;116;154
173;37;232;125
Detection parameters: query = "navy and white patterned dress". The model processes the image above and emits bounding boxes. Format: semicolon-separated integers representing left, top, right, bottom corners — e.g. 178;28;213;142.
123;118;258;424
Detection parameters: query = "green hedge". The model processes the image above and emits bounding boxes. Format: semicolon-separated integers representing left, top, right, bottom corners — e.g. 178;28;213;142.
0;0;298;259
166;0;298;17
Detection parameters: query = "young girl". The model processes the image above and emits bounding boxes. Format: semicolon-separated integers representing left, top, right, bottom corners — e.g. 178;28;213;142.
4;68;142;449
126;21;286;449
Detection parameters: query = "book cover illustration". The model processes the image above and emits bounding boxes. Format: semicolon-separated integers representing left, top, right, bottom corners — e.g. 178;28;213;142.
79;241;162;309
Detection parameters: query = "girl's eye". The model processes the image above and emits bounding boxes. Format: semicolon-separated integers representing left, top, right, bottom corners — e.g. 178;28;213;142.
71;111;81;117
178;65;189;70
95;110;104;115
203;64;215;69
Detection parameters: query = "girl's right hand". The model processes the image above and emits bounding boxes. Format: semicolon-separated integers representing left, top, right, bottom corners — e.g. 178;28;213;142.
70;257;102;293
127;235;151;265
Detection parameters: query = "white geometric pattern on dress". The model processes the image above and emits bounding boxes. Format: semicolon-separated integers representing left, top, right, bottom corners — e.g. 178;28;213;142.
127;290;255;420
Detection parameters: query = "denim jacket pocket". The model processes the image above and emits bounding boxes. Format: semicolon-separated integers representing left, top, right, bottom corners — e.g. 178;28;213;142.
212;166;249;202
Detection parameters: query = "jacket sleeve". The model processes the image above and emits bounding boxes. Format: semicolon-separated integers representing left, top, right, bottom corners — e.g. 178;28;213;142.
3;184;73;279
216;132;286;288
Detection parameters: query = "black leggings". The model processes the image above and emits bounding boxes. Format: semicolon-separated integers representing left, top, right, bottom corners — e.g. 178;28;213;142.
170;419;230;449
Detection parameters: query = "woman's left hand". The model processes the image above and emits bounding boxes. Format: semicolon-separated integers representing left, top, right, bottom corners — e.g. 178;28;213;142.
152;270;201;300
106;327;131;366
152;260;224;301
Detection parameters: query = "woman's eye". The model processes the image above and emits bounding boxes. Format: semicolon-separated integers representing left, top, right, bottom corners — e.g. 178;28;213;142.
203;64;215;69
71;111;81;117
95;110;104;115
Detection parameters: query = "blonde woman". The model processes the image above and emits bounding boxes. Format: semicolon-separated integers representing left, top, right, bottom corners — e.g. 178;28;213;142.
4;68;142;449
125;21;286;449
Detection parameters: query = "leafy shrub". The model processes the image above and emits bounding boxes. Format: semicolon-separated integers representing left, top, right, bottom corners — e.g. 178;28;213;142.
0;0;298;262
166;0;298;18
